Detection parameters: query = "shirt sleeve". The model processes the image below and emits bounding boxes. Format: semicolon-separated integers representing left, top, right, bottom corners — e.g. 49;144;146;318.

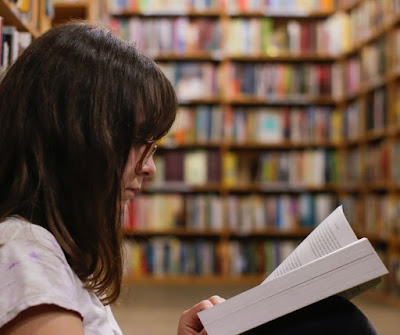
0;221;83;329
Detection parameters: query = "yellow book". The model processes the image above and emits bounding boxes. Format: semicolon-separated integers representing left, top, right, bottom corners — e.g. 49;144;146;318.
223;152;238;187
330;108;343;144
17;0;30;13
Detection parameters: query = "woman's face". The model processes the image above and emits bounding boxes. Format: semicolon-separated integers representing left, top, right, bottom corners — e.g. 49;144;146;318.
121;144;156;202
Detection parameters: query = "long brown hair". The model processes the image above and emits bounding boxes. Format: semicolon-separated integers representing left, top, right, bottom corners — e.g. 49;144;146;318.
0;22;177;304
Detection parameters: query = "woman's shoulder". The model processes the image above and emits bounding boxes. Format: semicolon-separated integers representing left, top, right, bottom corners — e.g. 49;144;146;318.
0;217;61;250
0;217;123;335
0;217;83;331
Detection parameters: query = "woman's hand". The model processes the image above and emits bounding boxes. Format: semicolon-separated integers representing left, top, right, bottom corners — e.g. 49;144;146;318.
177;295;225;335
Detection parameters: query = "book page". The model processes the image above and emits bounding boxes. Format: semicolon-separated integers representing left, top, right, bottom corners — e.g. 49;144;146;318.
262;205;358;283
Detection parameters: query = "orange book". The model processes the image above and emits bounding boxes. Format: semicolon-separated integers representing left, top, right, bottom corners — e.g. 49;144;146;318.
321;0;334;11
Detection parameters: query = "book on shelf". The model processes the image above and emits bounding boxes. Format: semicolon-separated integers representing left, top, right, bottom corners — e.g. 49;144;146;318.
198;205;388;335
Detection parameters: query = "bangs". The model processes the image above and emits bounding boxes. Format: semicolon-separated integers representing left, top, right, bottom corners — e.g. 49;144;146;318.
134;62;178;142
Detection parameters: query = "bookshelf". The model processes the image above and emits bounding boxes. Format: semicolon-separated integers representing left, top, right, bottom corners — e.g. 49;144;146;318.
0;0;52;38
51;0;97;25
0;0;52;71
111;0;400;305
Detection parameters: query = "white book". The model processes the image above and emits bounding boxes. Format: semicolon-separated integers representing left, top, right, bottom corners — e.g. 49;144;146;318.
198;206;388;335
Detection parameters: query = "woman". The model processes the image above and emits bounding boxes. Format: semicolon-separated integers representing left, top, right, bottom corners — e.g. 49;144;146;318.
0;22;223;334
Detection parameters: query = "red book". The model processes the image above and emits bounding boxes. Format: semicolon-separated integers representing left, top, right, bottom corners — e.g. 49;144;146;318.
165;150;184;182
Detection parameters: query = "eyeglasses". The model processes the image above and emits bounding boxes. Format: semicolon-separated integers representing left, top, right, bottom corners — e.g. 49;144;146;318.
135;139;157;174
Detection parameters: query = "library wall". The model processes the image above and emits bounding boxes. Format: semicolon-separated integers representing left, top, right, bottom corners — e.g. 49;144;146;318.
108;0;400;304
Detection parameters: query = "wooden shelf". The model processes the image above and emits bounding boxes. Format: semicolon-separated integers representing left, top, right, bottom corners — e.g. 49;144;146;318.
143;182;221;193
156;141;339;150
225;184;340;193
155;52;222;61
125;228;222;238
229;54;336;62
111;9;334;19
177;96;337;106
123;275;264;286
178;97;222;105
158;142;222;149
227;228;312;238
155;53;336;62
0;0;40;37
228;141;337;150
337;69;400;105
227;11;335;19
340;12;400;59
339;0;363;12
227;95;336;106
112;9;221;18
124;228;312;239
52;0;96;25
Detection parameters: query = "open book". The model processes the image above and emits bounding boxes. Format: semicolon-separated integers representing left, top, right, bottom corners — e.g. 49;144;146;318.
198;206;389;335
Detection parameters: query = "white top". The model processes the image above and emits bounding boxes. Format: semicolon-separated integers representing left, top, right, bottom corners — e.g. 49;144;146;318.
0;217;123;334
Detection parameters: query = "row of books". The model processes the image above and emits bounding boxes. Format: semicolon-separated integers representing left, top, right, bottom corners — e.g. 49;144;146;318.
109;0;336;15
110;17;221;56
161;106;223;145
151;140;399;186
227;17;344;56
0;19;32;70
347;0;400;45
225;193;336;232
224;149;337;186
161;103;391;146
339;145;390;184
228;63;333;97
109;0;220;14
224;240;299;276
224;106;337;144
159;63;337;102
150;141;400;187
338;36;385;95
163;106;338;146
123;238;219;277
340;193;400;237
340;88;386;136
111;16;349;56
223;0;335;15
156;61;390;103
123;192;400;237
125;194;221;231
157;62;219;101
342;88;387;137
123;193;337;232
122;238;300;277
152;150;221;185
149;149;338;186
109;1;400;57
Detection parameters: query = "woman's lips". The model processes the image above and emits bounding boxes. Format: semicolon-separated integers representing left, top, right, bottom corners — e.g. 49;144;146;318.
125;188;136;198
